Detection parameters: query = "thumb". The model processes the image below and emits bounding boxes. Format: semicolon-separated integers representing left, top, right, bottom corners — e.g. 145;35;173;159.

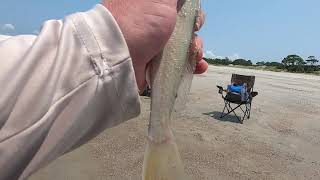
133;64;147;94
144;52;164;90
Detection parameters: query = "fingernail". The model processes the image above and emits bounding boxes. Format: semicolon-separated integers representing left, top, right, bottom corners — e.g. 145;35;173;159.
195;21;200;31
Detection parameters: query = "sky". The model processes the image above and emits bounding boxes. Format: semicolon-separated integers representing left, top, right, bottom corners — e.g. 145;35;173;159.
0;0;319;62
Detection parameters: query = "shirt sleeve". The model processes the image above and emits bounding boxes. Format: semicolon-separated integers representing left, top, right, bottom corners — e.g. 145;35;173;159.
0;4;141;180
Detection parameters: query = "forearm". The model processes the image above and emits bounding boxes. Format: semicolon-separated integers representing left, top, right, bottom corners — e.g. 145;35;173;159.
0;4;140;179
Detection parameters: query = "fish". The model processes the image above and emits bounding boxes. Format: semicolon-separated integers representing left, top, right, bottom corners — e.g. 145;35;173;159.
142;0;201;180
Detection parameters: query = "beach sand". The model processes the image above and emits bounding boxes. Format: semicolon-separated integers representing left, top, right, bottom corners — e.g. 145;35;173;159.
30;65;320;180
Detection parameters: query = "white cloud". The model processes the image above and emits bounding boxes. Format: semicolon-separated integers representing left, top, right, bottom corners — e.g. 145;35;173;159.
205;50;241;60
204;50;214;58
228;53;240;60
205;50;223;59
1;24;15;31
33;30;40;35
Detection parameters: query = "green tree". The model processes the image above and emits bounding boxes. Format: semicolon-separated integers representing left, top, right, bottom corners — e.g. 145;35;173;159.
306;56;319;65
203;57;232;65
282;55;305;66
256;61;266;66
233;59;252;66
268;62;284;68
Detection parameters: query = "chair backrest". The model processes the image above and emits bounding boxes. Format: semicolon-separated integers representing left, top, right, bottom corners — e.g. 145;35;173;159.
231;74;255;92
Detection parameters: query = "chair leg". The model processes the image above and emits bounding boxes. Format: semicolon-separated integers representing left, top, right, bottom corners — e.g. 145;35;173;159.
239;104;248;123
220;102;248;124
227;103;243;123
221;101;233;118
220;102;228;118
247;103;252;119
220;102;230;117
242;109;246;121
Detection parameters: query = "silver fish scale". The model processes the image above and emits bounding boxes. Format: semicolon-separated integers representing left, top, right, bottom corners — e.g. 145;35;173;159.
148;0;201;143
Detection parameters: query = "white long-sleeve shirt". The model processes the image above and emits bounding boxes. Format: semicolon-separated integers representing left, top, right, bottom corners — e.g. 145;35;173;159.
0;5;141;180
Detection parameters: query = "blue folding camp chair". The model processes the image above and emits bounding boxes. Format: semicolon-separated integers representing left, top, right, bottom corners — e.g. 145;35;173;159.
217;74;258;124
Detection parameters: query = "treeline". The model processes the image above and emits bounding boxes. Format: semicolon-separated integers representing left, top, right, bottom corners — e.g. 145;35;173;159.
204;55;319;73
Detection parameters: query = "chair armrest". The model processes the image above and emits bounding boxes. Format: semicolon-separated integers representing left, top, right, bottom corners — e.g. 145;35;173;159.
251;91;258;97
217;85;225;94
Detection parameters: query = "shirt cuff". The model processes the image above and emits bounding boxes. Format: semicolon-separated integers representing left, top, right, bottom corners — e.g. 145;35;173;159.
77;4;141;120
81;4;132;66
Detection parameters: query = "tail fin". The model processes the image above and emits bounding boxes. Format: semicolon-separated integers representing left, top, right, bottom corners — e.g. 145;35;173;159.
143;140;186;180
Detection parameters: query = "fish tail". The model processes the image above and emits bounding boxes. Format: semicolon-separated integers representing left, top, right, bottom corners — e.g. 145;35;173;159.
142;139;186;180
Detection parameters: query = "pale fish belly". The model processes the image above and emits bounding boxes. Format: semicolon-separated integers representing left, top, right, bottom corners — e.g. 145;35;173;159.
143;0;201;180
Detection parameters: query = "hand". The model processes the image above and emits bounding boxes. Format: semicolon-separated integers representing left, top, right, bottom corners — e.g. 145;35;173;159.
102;0;208;91
191;10;208;75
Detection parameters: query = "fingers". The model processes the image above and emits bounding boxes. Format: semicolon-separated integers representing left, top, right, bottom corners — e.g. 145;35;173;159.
194;60;208;74
193;10;207;74
195;35;203;62
190;34;203;62
190;34;208;74
133;64;147;94
195;10;205;32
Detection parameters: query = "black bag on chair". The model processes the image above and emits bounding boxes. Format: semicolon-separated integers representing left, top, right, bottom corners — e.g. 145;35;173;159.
217;74;258;124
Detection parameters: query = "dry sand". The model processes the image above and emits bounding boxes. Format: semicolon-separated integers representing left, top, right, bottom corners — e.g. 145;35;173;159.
30;66;320;180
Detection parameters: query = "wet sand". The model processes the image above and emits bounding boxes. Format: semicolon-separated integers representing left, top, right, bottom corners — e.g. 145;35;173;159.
31;65;320;180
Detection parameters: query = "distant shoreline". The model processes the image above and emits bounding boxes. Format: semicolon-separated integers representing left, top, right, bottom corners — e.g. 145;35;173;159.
209;64;320;76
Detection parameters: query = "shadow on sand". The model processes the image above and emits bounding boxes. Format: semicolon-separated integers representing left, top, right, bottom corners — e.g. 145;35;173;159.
203;111;241;124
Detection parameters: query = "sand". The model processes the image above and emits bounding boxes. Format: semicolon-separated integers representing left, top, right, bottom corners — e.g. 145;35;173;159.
30;65;320;180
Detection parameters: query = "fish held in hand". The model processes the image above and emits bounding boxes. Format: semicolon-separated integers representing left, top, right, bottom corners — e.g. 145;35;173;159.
142;0;201;180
